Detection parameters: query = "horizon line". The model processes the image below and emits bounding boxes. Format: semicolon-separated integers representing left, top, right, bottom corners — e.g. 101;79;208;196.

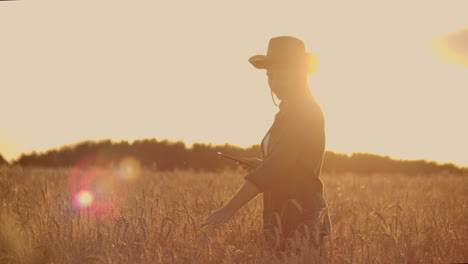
2;136;467;169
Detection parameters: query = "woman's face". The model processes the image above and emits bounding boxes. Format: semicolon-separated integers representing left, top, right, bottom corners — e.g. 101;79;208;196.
267;66;302;100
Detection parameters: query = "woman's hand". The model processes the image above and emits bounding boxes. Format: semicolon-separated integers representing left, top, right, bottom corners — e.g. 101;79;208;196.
238;157;263;172
200;206;235;228
200;181;261;229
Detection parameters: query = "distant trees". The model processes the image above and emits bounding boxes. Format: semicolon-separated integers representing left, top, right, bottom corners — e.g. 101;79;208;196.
0;153;8;166
10;138;464;175
12;138;261;172
321;151;462;176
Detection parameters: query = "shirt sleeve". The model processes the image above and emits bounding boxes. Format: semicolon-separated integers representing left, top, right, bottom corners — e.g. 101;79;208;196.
244;114;320;192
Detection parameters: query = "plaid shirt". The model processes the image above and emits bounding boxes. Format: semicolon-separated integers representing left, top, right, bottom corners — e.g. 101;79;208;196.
244;94;332;241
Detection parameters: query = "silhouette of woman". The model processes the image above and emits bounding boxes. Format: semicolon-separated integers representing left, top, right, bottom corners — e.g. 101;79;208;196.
201;36;331;254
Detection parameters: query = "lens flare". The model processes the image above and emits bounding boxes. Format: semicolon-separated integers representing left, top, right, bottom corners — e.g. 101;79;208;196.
68;154;126;220
76;190;94;208
117;156;141;182
68;154;142;220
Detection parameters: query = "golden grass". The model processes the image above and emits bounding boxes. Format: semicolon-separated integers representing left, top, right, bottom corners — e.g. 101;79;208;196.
0;167;466;263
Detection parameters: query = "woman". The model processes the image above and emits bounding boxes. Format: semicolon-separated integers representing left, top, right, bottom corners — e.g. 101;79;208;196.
201;36;331;253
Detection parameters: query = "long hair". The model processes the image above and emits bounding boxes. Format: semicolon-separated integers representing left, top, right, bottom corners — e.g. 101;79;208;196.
270;89;279;107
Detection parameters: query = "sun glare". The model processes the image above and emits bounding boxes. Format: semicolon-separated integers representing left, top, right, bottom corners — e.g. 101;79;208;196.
76;190;94;208
429;29;468;67
117;156;142;182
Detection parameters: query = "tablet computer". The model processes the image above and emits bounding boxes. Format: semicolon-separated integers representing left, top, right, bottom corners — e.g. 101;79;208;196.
217;152;258;169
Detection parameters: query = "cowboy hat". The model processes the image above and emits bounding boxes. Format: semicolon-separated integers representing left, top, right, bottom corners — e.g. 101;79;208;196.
249;36;318;74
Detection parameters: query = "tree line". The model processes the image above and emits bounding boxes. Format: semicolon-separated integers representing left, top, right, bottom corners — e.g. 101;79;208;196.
0;154;7;167
1;138;465;176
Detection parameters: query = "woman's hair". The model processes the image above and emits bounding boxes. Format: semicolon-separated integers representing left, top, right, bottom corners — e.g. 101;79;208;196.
271;89;279;107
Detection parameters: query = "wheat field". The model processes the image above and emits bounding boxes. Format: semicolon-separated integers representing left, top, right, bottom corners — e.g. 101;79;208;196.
0;166;466;264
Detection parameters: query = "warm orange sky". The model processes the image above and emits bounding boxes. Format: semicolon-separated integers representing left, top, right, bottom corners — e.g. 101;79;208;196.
1;1;467;166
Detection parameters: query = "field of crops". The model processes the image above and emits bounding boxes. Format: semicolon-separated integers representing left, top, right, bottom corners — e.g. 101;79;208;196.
0;166;466;263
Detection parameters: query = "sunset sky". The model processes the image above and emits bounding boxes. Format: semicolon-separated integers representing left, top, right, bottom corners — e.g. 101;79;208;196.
1;1;467;166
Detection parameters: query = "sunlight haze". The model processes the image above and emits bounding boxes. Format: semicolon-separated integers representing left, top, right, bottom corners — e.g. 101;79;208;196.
1;0;467;166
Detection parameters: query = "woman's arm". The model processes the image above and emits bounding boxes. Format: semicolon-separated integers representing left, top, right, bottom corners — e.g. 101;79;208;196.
201;180;261;228
224;180;261;213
